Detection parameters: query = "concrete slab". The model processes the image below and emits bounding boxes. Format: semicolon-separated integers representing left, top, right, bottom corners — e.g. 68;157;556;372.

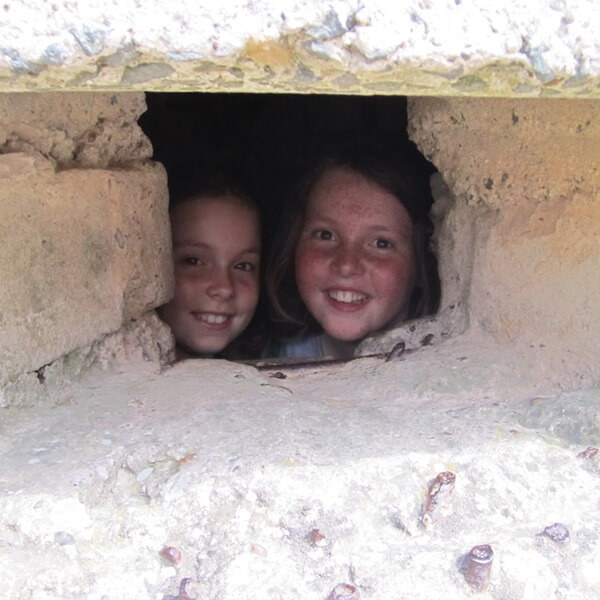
1;340;599;599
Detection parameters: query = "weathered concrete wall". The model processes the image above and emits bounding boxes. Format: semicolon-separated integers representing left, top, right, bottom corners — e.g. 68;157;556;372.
2;93;599;396
1;1;599;97
0;93;173;389
0;3;598;599
405;97;600;386
1;357;599;599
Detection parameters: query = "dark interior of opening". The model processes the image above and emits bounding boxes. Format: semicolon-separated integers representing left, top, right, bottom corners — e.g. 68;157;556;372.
140;93;437;235
139;93;440;359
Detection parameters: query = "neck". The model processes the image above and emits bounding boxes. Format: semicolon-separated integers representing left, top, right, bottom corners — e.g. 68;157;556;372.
175;344;214;360
320;334;358;360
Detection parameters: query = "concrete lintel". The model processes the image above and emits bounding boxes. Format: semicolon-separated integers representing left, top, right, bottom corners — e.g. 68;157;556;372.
0;1;599;97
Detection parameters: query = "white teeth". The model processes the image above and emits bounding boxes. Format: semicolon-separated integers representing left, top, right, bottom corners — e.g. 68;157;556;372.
198;313;229;324
328;290;367;303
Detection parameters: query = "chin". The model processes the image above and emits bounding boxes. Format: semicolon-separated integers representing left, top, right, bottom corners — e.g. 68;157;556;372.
186;339;229;355
324;326;367;342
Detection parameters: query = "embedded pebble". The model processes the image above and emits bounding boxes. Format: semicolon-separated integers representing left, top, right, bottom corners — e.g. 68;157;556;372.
250;543;267;557
385;341;406;362
420;333;434;346
421;471;456;528
179;577;201;600
462;544;493;592
327;583;360;599
309;528;327;547
136;467;153;482
577;447;598;459
160;545;183;564
54;531;75;546
543;522;570;543
178;453;197;466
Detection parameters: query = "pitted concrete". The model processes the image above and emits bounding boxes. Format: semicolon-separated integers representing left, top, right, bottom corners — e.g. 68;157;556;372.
1;345;599;599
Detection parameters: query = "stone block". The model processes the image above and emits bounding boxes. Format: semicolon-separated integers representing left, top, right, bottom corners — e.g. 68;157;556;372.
0;92;152;168
0;152;173;386
408;97;600;384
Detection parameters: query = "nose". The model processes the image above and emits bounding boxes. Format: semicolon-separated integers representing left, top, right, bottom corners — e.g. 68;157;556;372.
331;242;364;277
206;267;234;299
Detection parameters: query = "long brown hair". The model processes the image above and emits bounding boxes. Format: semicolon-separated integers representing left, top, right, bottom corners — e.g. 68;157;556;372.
266;142;440;337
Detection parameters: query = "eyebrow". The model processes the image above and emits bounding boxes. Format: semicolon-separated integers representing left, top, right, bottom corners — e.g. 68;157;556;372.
173;241;210;249
174;241;261;255
305;215;408;234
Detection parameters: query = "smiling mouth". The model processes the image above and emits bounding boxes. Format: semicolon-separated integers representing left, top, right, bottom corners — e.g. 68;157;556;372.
192;312;232;327
327;290;369;304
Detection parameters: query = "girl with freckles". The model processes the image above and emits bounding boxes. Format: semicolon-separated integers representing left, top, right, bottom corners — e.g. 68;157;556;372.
266;144;439;359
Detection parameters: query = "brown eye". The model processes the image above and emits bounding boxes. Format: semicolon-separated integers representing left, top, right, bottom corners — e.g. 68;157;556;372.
315;229;333;241
235;261;256;272
375;238;393;249
183;256;201;266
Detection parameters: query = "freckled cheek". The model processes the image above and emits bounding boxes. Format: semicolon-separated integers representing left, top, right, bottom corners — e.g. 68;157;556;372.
295;245;329;287
172;271;206;304
233;275;260;308
371;258;416;299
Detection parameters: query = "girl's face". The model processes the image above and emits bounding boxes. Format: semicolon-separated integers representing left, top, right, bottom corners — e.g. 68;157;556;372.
159;195;260;355
294;167;416;342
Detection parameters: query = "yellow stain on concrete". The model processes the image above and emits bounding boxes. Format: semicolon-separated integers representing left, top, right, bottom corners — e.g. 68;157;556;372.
244;38;293;68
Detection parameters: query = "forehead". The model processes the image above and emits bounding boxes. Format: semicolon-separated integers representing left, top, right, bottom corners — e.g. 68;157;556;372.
306;167;412;225
171;195;260;243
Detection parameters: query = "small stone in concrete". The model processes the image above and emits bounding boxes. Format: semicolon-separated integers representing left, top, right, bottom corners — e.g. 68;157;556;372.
327;583;360;599
577;447;598;459
54;531;75;545
270;371;287;379
462;544;493;592
177;453;197;467
421;471;456;528
543;523;570;543
121;63;175;85
160;546;182;564
179;577;201;600
420;333;435;346
385;341;405;362
309;528;327;547
250;543;267;557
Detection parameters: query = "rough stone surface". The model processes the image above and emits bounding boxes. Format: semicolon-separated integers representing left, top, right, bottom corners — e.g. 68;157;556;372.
0;152;172;387
0;311;175;409
0;1;599;96
0;350;599;599
0;92;152;168
396;97;600;389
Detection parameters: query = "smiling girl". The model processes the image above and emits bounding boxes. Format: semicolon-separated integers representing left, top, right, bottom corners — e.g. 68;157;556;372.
159;175;262;359
267;144;439;359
